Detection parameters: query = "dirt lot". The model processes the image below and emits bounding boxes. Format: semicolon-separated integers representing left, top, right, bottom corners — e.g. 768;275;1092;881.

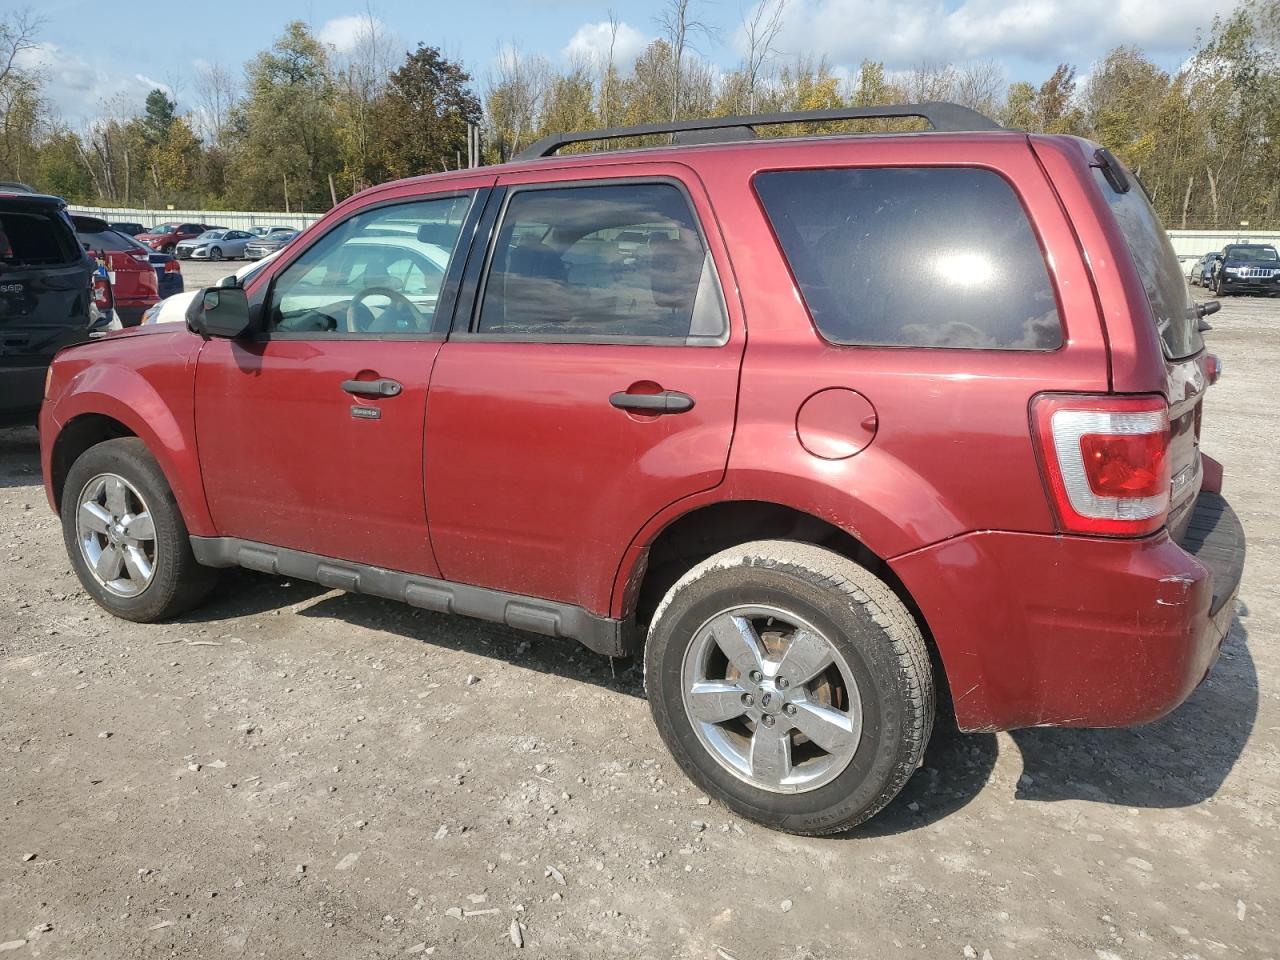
1;289;1276;959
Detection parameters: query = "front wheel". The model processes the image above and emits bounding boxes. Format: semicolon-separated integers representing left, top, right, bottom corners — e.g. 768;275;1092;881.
645;540;934;835
61;437;218;622
209;246;222;261
1214;273;1227;296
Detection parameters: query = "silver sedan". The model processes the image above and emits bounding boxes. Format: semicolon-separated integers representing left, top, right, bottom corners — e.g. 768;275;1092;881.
174;229;255;261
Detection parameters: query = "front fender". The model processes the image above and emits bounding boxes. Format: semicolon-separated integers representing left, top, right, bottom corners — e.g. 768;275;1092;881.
42;338;212;535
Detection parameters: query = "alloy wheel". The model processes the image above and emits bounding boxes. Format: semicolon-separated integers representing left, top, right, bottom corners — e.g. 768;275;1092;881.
76;473;157;598
680;604;863;794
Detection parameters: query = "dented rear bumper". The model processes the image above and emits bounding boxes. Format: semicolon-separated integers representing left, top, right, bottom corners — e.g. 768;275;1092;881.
891;490;1245;732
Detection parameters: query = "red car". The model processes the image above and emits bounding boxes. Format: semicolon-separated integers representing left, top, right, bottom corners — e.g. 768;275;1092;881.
134;221;207;254
39;105;1245;835
73;216;160;326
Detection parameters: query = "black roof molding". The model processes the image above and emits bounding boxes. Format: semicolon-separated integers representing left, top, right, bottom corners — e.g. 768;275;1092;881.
516;102;1002;160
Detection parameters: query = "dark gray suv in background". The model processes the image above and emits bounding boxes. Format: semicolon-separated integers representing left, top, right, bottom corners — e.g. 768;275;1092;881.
0;190;98;425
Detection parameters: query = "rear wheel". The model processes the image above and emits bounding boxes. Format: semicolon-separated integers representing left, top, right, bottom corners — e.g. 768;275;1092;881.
61;438;218;622
645;540;934;835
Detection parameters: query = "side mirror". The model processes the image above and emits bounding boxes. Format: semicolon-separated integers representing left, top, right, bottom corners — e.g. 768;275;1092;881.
186;286;251;340
218;274;241;289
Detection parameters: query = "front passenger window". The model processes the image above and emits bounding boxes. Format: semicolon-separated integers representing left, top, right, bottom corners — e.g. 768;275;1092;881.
268;195;471;336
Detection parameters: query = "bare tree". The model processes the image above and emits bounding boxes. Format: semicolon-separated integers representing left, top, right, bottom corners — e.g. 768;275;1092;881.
600;11;620;128
193;62;239;146
330;5;396;191
741;0;787;113
906;60;958;102
656;0;716;121
953;59;1005;116
485;43;551;160
0;7;44;95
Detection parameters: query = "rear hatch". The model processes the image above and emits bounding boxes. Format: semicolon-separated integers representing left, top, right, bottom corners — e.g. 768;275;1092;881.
1088;158;1206;539
1;196;93;354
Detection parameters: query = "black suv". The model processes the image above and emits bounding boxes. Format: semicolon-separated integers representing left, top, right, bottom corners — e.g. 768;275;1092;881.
0;191;100;425
1211;243;1280;296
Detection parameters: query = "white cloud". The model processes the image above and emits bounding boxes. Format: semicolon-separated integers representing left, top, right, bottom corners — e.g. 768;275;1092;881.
561;21;651;70
17;42;173;128
318;14;389;54
768;0;1237;69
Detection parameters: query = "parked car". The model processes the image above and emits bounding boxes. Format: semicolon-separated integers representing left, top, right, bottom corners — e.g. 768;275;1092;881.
1208;243;1280;296
141;251;278;325
175;228;255;261
0;180;36;193
109;221;147;237
147;248;184;299
249;225;293;237
72;215;160;327
1188;252;1216;286
243;229;299;260
135;222;207;254
38;106;1245;836
0;190;100;425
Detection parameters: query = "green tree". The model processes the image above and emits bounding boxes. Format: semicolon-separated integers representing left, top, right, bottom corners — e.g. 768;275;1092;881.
141;88;175;145
372;44;480;179
227;21;339;210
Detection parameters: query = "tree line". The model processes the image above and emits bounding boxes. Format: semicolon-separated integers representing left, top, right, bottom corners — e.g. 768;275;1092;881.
1;0;1277;228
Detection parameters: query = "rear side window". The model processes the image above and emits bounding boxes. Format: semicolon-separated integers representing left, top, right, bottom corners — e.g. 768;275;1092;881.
0;208;79;266
754;167;1062;350
476;182;728;343
1092;169;1202;360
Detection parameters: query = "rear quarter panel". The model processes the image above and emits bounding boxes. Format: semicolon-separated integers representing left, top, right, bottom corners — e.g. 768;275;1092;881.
681;135;1111;559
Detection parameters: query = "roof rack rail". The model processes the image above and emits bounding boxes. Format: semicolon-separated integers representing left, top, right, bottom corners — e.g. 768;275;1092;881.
516;102;1002;160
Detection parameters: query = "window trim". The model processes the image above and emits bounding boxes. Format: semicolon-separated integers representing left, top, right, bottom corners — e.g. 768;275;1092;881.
256;188;485;343
750;163;1068;354
453;175;730;348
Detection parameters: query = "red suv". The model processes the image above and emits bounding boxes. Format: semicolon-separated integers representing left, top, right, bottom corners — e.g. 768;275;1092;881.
38;105;1246;835
135;221;207;254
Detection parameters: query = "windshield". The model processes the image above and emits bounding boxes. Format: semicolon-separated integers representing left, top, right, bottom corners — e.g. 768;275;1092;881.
1225;245;1279;262
149;224;176;235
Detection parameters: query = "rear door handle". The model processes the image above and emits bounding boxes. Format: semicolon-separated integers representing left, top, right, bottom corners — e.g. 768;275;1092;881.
609;390;695;414
342;378;402;397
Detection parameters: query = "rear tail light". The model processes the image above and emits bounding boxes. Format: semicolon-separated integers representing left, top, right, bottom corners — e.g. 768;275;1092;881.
164;259;182;273
1031;394;1171;536
92;274;113;311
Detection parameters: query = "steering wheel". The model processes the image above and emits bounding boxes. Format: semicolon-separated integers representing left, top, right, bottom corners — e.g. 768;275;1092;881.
345;286;425;333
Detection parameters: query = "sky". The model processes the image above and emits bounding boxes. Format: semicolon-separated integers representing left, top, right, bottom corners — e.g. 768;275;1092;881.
19;0;1243;127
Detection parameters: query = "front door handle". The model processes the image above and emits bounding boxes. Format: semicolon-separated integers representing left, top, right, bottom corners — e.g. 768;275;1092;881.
342;378;402;397
609;390;695;414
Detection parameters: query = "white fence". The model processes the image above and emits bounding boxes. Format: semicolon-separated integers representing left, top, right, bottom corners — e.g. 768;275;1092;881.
1166;230;1279;257
67;206;323;233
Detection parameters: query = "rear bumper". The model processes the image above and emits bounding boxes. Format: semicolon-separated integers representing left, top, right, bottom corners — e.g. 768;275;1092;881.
892;490;1245;732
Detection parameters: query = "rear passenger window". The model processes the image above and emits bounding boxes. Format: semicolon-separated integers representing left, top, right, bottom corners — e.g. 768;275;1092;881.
754;168;1062;350
476;183;727;343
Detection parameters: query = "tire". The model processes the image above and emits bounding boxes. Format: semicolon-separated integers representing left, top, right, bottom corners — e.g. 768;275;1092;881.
644;540;934;835
61;437;218;622
210;246;222;261
1214;273;1226;296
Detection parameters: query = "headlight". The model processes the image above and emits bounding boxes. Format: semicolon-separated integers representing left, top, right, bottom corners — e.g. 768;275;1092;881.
1224;266;1240;274
141;304;157;325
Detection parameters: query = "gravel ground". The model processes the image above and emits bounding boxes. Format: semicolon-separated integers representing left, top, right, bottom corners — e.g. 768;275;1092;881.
0;290;1276;959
